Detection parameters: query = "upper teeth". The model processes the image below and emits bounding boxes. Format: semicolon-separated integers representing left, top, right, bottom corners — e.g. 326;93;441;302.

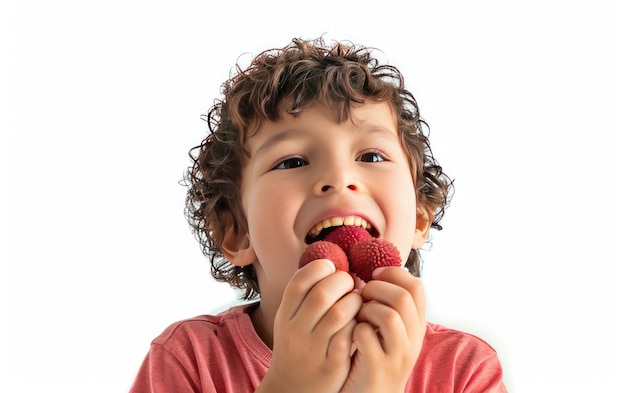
308;216;371;238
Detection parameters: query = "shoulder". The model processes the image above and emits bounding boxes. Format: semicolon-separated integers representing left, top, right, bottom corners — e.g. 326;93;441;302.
408;323;507;392
151;303;259;356
130;303;269;392
422;322;499;357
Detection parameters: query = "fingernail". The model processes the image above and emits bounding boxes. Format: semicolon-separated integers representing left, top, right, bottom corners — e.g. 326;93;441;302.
371;267;384;278
325;259;336;273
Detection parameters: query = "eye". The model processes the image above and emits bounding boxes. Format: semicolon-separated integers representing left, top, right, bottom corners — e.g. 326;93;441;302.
273;157;308;170
357;151;387;163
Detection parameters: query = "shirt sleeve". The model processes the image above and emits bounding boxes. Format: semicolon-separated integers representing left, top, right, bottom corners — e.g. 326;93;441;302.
129;343;215;393
462;351;508;393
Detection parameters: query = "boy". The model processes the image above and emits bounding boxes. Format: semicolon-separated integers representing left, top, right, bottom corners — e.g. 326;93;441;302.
130;37;507;392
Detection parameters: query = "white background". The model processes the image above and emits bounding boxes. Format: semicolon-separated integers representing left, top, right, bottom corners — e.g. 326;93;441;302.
3;1;622;392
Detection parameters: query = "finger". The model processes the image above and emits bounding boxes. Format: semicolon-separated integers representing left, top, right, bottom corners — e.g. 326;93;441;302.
353;321;384;358
371;266;424;303
314;290;362;343
326;311;358;361
278;259;336;321
367;267;426;325
351;272;366;293
360;279;418;327
297;270;356;332
361;270;426;347
357;301;408;354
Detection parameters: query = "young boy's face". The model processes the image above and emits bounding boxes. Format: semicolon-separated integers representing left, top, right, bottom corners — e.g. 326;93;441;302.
235;101;428;301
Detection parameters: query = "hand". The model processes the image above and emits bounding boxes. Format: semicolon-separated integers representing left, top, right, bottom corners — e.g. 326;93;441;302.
341;267;426;393
257;259;363;393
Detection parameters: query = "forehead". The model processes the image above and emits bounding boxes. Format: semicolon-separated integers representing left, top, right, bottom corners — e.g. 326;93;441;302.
247;100;398;147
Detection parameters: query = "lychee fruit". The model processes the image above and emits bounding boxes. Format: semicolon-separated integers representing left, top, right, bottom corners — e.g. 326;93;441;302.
299;240;349;272
323;226;371;254
348;238;402;282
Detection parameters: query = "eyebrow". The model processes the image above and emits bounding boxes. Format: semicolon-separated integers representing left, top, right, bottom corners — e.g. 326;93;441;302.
364;125;398;143
252;122;398;159
252;128;302;160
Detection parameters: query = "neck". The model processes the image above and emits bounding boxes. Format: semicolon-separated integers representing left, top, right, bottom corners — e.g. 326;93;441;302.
250;299;275;349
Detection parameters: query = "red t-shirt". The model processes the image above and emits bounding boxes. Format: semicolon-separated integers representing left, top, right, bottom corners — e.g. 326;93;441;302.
130;304;507;392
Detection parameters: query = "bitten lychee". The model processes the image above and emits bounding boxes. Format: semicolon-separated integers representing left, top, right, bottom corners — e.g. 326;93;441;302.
323;226;371;255
299;241;349;272
348;238;402;282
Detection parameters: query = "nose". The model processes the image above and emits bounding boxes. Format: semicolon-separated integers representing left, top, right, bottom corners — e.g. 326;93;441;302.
314;163;361;195
320;184;358;192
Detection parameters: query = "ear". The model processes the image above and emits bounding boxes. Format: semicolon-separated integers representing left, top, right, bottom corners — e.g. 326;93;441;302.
221;225;257;267
412;207;431;249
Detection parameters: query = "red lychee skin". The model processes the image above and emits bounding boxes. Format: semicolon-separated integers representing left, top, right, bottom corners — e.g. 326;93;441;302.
299;241;349;272
348;238;402;282
323;226;371;255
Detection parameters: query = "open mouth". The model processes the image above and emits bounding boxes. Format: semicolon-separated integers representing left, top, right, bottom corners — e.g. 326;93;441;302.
305;215;379;244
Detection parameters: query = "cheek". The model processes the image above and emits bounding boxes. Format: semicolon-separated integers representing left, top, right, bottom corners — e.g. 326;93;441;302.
247;182;293;218
245;186;303;289
382;172;418;260
244;182;301;253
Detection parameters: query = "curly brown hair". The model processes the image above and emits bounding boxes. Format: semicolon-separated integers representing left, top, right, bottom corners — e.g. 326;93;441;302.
184;37;453;300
